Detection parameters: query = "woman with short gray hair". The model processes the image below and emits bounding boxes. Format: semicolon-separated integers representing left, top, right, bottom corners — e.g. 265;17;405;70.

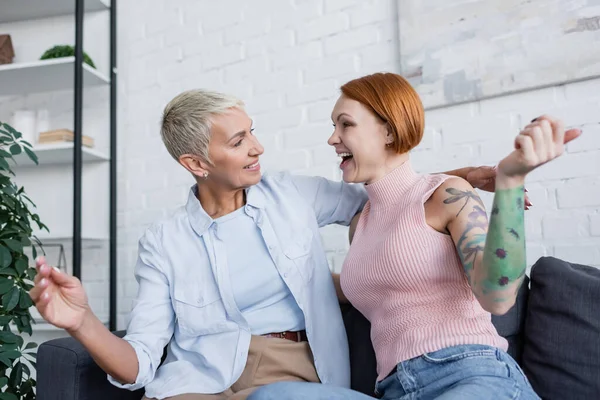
30;88;499;400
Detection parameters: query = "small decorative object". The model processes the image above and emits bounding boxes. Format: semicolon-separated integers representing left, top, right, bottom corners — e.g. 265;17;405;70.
40;45;96;69
38;128;95;148
0;34;15;65
10;110;37;145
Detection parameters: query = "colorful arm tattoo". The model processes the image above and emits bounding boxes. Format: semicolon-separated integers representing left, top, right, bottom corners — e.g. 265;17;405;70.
447;185;526;304
481;186;526;293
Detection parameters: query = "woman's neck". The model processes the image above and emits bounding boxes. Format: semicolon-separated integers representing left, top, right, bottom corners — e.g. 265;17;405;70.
196;181;246;219
366;152;410;185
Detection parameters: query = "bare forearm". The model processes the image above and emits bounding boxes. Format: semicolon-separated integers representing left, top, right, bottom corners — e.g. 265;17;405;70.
478;177;526;313
69;310;139;385
332;273;349;303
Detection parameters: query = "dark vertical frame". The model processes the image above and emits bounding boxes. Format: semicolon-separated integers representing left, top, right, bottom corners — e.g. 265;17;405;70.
109;0;118;331
73;0;84;280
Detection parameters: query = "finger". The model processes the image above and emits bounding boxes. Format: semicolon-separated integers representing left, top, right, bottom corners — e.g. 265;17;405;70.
37;263;52;279
50;267;80;288
564;128;582;144
520;127;545;155
36;256;47;271
515;134;535;159
29;276;50;303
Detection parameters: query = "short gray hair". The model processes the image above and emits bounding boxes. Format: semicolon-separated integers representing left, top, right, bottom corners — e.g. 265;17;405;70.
160;89;245;163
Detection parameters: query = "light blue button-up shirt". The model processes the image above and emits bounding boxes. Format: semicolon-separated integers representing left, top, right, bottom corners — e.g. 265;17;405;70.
108;172;367;399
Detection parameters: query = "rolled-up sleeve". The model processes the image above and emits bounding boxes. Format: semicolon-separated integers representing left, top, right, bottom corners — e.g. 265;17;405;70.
108;228;175;391
290;175;368;227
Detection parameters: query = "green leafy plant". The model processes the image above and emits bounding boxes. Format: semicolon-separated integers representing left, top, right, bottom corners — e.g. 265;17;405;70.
0;121;47;400
40;45;96;69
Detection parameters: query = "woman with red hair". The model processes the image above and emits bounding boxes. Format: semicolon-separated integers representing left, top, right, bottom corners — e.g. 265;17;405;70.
249;73;581;399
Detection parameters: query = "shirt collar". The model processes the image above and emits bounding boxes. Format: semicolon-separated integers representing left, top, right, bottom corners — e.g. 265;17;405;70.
185;182;267;236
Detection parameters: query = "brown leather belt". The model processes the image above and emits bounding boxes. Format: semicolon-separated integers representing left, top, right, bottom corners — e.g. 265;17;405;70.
262;330;308;342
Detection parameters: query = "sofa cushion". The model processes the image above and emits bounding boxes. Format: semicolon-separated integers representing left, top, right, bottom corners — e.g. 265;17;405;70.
522;256;600;400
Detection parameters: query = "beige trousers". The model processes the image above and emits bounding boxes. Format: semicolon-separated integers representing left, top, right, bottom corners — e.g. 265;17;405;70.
143;335;320;400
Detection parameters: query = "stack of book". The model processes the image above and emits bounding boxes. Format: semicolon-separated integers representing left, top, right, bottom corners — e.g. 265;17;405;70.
38;129;95;148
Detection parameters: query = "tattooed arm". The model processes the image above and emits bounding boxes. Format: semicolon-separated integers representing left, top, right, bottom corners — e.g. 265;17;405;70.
428;115;582;315
429;177;526;315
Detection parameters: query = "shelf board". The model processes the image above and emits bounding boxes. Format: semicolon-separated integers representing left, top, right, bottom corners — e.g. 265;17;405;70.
0;57;110;95
33;233;109;242
0;0;110;23
11;142;109;167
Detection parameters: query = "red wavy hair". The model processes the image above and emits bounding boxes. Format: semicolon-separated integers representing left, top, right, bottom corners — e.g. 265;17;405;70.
340;72;424;154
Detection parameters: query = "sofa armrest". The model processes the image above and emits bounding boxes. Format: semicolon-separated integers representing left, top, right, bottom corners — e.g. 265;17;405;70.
37;330;144;400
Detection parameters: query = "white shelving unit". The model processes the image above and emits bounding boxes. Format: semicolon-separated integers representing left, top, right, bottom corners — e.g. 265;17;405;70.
0;58;110;96
0;0;116;339
12;142;109;166
0;0;110;23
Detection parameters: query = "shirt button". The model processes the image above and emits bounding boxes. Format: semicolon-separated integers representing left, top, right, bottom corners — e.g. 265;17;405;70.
283;272;289;278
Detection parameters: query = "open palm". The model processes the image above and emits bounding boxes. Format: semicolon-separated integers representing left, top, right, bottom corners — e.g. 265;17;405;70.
29;257;89;332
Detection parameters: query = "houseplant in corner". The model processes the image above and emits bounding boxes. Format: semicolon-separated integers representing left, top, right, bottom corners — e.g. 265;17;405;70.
0;121;47;400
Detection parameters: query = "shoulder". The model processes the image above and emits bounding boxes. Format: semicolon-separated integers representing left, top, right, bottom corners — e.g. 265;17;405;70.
430;176;475;203
142;206;188;246
425;176;480;224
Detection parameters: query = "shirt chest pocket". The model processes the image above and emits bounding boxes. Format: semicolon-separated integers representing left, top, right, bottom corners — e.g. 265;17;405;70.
173;284;229;336
282;227;315;283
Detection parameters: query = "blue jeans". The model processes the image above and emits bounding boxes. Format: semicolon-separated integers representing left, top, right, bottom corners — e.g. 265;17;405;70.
247;345;540;400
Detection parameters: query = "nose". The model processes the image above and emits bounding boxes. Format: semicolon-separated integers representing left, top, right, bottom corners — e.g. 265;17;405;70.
249;135;264;156
327;129;340;147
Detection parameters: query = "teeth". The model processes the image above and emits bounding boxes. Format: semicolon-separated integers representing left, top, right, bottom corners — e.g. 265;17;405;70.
245;162;259;169
338;153;353;158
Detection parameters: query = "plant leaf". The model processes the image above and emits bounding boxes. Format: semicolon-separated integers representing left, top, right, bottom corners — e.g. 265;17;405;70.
0;351;20;361
0;247;11;268
0;376;7;387
2;287;20;311
0;354;11;368
23;147;38;165
0;393;17;400
23;342;36;350
1;240;22;253
19;292;33;310
0;279;13;295
8;145;21;156
0;157;10;171
9;362;22;388
14;259;27;276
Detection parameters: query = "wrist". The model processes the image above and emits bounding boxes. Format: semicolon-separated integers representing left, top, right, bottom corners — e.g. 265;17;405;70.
495;172;525;190
67;307;97;338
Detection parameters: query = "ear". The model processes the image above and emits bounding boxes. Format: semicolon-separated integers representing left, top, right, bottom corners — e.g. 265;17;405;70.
178;154;209;179
384;123;395;147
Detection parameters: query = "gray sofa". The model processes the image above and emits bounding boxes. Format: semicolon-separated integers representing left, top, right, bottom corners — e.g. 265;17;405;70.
36;257;600;400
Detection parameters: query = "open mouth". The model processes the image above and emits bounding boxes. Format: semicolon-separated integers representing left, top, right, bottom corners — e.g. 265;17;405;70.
244;161;260;170
338;152;353;168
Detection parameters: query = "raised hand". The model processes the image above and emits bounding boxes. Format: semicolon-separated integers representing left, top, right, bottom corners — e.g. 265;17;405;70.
498;115;582;179
29;256;90;332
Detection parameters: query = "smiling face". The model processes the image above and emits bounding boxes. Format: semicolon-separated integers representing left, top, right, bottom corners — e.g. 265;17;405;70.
328;95;393;184
203;107;264;190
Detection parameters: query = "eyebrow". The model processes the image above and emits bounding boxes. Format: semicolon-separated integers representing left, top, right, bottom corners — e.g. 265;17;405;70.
332;112;352;122
228;120;253;142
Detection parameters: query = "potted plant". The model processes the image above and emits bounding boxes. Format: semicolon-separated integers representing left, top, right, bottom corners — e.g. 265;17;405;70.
0;121;47;400
40;45;96;69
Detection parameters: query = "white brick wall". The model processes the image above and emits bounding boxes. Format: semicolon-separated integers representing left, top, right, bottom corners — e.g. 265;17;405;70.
116;0;600;327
